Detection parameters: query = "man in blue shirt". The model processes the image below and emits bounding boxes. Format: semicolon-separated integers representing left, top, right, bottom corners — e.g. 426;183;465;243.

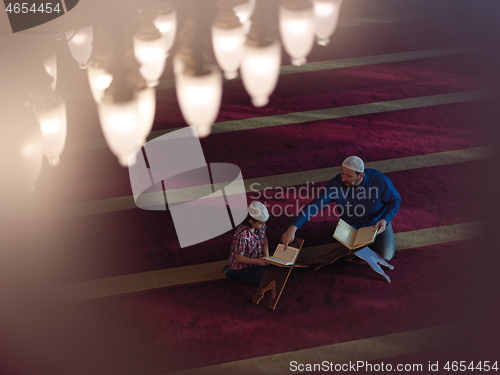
281;156;401;281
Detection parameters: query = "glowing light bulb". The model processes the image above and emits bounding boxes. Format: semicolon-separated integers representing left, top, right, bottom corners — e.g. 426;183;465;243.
176;67;222;138
87;65;113;103
66;26;93;69
133;34;167;87
212;24;245;80
33;97;67;166
279;3;315;66
312;0;343;46
241;40;281;107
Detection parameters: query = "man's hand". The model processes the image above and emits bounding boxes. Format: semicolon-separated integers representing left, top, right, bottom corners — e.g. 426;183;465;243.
281;225;297;249
354;247;394;283
374;219;387;234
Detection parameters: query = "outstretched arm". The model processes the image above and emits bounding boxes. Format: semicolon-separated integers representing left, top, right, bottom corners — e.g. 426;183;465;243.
282;185;335;247
281;225;297;247
379;176;402;225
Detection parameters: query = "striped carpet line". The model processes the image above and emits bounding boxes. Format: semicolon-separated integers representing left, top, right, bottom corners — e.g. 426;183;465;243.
50;221;478;303
155;45;476;90
59;146;489;217
166;324;458;375
207;89;492;134
340;12;431;27
66;47;480;153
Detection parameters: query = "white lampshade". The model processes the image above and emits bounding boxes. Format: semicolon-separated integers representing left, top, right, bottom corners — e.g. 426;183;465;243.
98;97;142;166
66;26;93;69
176;67;222;138
137;86;156;144
42;53;57;90
87;65;113;103
19;127;43;191
33;96;67;166
312;0;342;46
233;0;256;34
279;3;315;66
8;110;44;191
240;40;281;107
133;33;168;87
212;24;246;79
154;11;177;53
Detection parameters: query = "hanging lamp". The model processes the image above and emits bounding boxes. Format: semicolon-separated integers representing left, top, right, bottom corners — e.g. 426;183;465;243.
98;50;144;166
42;52;57;90
66;26;93;69
279;0;315;66
133;9;168;87
240;0;281;107
212;0;246;80
30;63;67;167
175;2;222;138
87;27;114;103
233;0;256;35
312;0;343;46
153;0;177;54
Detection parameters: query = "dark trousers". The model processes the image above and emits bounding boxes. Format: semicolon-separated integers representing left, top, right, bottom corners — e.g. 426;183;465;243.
225;266;267;286
368;223;395;260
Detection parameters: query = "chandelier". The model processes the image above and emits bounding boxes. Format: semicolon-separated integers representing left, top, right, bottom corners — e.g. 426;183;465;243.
0;0;344;191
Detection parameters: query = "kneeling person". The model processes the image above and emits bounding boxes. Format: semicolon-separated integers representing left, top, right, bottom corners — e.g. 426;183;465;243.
224;201;270;286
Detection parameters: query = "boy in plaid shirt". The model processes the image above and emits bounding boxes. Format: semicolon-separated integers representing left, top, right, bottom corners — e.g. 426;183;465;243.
223;201;270;286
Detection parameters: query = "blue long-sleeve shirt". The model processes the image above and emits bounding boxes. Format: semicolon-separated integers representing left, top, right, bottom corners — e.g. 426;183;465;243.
292;169;401;230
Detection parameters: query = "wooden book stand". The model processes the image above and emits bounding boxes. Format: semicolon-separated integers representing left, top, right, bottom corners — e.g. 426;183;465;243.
252;238;304;310
252;240;351;310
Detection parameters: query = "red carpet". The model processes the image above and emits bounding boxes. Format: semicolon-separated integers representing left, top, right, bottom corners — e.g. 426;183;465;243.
36;98;488;203
0;240;472;375
1;1;499;374
50;160;481;283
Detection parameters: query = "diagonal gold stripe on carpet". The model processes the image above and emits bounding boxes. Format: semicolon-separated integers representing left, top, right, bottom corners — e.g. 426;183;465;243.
50;222;478;303
154;45;475;90
67;48;480;153
208;89;492;134
59;146;490;217
166;324;458;375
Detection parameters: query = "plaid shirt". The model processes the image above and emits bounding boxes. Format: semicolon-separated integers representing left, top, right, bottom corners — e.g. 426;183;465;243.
229;224;266;270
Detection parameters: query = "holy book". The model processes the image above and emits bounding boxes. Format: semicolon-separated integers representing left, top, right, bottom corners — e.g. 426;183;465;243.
264;238;304;266
333;219;378;251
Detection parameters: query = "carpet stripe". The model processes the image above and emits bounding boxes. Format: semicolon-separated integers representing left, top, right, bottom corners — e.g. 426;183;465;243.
59;146;489;217
50;222;478;303
340;13;430;27
166;324;457;375
154;45;475;90
207;89;492;134
67;48;481;153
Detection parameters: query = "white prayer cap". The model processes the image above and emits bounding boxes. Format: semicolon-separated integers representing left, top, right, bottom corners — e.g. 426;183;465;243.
342;156;364;173
248;201;269;222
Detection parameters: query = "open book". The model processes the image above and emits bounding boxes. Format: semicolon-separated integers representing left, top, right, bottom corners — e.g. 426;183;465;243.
264;238;304;266
333;219;378;251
